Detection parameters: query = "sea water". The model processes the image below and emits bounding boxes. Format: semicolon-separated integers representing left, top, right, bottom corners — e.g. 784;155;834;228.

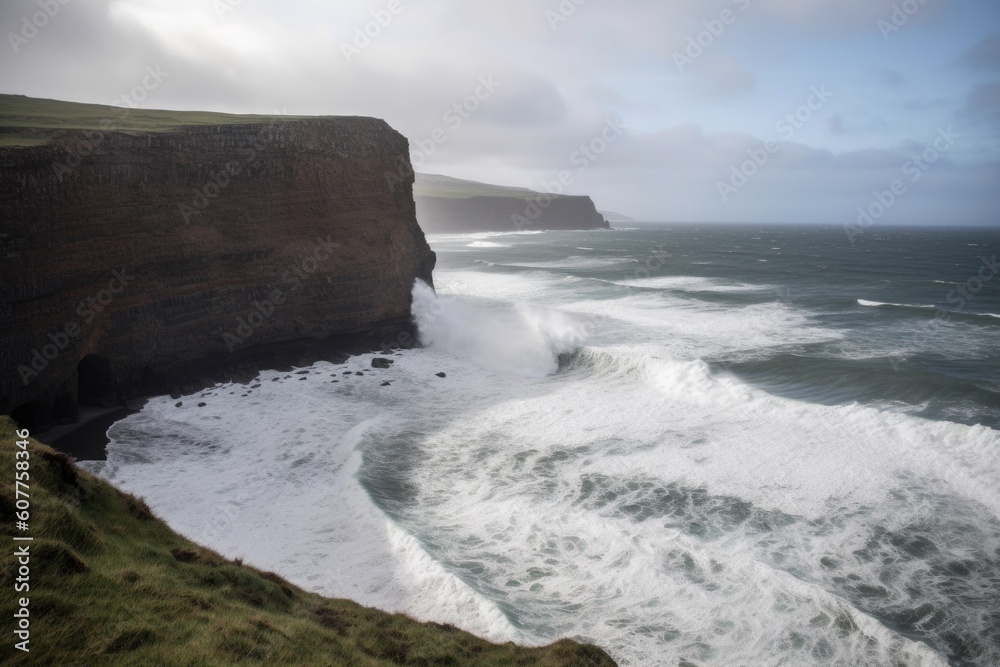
86;224;1000;666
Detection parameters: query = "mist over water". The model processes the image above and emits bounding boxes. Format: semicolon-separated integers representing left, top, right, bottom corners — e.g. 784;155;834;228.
411;278;589;376
87;224;1000;666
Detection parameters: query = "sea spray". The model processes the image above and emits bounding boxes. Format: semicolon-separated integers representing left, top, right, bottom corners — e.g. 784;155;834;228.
410;279;588;376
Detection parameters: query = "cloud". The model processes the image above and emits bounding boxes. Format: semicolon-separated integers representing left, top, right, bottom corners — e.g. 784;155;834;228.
829;113;846;135
828;112;891;137
958;81;1000;130
876;67;906;88
478;77;569;128
956;32;1000;71
755;0;949;32
695;57;757;98
902;98;949;111
0;0;997;225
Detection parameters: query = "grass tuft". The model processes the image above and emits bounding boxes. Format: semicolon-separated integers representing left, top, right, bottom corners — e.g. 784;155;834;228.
117;490;155;520
104;628;158;653
32;539;89;575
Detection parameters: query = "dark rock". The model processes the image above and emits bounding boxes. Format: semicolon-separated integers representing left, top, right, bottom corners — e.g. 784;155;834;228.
169;391;182;400
197;402;207;408
125;398;147;411
251;384;261;389
295;371;310;375
175;402;182;408
355;372;364;376
436;372;447;378
381;381;391;386
414;174;609;232
0;97;436;429
371;358;394;369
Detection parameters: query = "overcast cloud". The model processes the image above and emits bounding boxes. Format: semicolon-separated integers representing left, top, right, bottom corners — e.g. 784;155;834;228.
2;0;998;224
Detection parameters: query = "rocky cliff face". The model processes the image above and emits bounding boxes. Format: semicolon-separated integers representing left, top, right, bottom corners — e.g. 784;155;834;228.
415;194;610;233
0;117;435;429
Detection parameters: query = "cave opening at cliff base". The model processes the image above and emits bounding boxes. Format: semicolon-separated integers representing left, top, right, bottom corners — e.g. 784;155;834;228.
77;354;118;408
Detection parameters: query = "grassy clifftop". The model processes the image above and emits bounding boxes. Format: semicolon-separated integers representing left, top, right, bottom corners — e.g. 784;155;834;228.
413;173;572;201
0;94;312;147
0;417;616;666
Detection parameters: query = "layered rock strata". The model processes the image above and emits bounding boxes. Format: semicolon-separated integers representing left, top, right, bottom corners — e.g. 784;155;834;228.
0;107;435;430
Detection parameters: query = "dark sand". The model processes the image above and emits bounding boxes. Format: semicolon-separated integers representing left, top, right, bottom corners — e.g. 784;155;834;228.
35;405;133;461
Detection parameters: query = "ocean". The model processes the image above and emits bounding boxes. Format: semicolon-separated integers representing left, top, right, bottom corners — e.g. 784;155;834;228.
85;224;1000;666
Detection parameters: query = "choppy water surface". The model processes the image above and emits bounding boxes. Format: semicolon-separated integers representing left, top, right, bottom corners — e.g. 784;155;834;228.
89;224;1000;666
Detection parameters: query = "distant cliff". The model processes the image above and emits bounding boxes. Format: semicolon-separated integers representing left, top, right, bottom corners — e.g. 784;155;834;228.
413;173;610;233
0;95;435;430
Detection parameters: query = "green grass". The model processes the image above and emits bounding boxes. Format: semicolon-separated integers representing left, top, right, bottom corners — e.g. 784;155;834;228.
413;173;570;201
0;416;616;666
0;94;315;147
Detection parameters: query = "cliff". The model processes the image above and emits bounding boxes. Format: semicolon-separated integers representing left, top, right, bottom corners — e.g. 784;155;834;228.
0;95;436;430
413;173;610;233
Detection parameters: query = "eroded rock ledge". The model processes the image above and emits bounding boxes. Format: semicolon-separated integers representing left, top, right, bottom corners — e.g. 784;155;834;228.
0;104;435;430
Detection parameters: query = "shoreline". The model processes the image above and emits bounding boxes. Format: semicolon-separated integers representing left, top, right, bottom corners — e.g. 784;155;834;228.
36;405;135;462
27;338;414;462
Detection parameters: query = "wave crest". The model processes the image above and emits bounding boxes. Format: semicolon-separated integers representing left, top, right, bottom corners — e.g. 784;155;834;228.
411;279;588;377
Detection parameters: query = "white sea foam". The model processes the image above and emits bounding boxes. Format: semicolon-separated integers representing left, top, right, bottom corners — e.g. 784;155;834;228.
86;366;527;644
503;256;634;270
858;299;935;309
614;275;772;293
429;230;545;241
431;270;839;361
85;267;999;667
411;279;587;376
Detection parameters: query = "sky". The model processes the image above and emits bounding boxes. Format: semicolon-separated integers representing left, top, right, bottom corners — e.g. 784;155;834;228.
1;0;999;224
